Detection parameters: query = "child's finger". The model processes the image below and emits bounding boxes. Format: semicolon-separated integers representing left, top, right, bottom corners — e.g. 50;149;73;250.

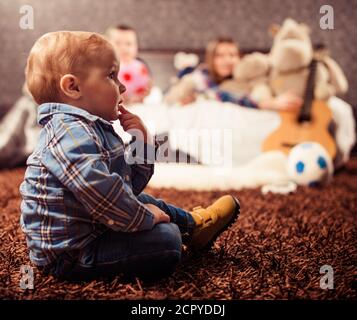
119;117;137;126
118;104;131;114
123;126;141;134
120;119;139;129
161;213;170;223
118;113;136;121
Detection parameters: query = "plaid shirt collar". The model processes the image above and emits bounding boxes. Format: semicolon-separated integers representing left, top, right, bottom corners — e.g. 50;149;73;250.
37;103;114;128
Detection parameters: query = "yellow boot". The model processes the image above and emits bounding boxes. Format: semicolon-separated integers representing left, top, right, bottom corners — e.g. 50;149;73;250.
188;195;240;251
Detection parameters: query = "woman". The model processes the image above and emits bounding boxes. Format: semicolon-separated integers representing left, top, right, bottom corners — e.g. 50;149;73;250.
165;37;302;111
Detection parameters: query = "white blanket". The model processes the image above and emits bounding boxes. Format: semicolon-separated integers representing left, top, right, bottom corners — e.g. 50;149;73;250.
113;96;355;190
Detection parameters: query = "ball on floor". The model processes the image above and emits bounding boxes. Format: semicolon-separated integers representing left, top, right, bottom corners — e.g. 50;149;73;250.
287;142;334;186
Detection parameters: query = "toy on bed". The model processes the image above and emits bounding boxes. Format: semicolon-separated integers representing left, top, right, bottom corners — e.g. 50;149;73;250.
164;52;201;105
220;18;348;103
267;18;347;101
173;51;200;80
219;52;271;102
261;18;350;162
264;19;348;178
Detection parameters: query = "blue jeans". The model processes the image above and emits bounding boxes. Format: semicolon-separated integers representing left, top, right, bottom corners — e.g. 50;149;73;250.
44;193;196;281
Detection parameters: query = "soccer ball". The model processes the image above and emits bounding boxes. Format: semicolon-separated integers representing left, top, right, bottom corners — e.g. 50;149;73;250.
118;59;150;98
287;142;334;186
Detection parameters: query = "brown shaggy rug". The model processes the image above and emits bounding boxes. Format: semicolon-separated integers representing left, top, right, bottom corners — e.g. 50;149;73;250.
0;159;356;300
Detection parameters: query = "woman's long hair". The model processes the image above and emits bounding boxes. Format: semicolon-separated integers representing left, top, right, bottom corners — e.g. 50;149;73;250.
204;37;240;84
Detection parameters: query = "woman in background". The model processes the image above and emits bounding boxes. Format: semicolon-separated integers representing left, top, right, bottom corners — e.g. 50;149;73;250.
165;37;302;111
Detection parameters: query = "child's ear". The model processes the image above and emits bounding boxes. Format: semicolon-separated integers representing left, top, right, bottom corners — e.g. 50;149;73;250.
59;74;82;99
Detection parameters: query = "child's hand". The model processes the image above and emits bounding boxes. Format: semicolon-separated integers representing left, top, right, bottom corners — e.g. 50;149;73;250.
180;93;197;106
145;204;170;225
259;91;303;111
118;105;152;144
273;92;303;111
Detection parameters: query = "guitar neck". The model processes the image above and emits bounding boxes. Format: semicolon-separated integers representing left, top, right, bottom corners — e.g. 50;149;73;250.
298;59;318;123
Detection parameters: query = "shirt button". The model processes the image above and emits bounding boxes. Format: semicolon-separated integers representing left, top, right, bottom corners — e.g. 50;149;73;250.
107;219;114;226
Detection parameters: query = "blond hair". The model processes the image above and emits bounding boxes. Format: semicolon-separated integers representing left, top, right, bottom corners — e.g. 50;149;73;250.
26;31;114;104
204;37;240;84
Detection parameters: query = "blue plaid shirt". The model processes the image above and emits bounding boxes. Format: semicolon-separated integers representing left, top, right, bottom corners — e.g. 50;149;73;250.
20;103;157;266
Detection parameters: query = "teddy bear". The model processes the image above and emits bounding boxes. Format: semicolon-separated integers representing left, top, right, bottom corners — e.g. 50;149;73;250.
220;18;348;104
173;51;200;79
267;18;348;101
219;52;272;102
164;52;203;105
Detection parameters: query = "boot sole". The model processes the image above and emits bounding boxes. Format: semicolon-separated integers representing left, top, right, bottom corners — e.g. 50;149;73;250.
191;196;241;252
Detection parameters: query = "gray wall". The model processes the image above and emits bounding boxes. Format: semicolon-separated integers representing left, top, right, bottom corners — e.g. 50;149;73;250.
1;0;356;112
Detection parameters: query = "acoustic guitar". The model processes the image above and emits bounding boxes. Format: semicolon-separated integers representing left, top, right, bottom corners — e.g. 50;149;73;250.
262;58;336;159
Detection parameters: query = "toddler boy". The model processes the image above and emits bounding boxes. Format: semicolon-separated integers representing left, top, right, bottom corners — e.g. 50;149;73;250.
19;31;240;281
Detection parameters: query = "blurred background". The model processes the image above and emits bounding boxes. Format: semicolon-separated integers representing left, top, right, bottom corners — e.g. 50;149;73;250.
0;0;356;116
1;1;356;300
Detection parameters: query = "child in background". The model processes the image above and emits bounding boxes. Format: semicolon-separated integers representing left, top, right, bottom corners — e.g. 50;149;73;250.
19;31;240;281
105;25;152;104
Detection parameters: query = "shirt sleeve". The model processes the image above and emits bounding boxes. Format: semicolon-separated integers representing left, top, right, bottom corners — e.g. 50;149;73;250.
216;90;259;108
42;117;155;233
125;138;160;195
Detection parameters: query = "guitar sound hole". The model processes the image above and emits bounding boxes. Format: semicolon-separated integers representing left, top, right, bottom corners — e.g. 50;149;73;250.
298;116;311;123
